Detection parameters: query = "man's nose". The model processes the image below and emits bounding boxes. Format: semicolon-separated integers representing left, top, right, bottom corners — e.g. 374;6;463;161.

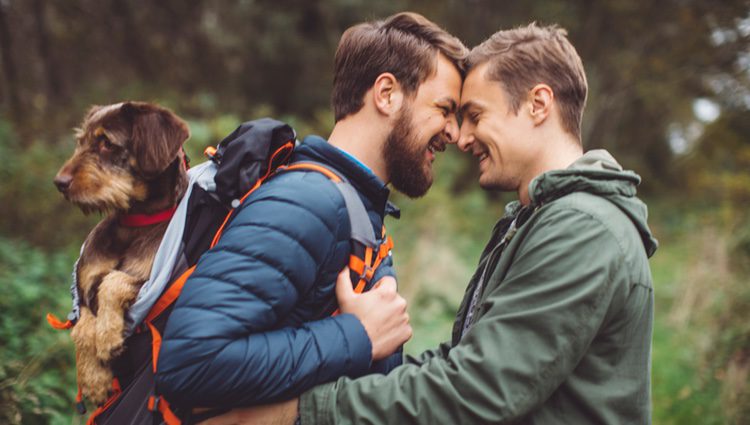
444;115;459;144
457;125;474;152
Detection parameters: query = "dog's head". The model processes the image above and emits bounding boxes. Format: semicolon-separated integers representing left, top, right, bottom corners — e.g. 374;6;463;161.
54;102;190;214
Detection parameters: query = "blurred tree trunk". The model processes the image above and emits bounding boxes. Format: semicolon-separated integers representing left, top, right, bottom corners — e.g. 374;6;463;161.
0;1;22;126
32;0;65;105
111;0;155;80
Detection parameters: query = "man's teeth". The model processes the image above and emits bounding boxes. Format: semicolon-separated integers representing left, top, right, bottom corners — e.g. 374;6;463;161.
428;145;435;153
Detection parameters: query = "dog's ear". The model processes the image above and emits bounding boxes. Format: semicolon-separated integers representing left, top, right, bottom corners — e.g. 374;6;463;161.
84;105;104;121
77;105;104;135
122;102;190;178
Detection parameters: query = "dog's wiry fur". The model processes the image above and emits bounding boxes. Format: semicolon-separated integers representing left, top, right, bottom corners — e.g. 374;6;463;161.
54;101;189;405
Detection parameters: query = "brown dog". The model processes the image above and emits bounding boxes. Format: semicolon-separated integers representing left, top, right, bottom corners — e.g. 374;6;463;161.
54;101;189;405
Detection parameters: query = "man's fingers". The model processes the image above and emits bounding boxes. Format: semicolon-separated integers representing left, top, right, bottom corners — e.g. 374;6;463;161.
336;267;354;303
374;276;397;294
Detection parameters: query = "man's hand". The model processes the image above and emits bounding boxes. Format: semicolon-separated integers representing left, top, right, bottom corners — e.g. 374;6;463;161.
198;399;299;425
336;267;412;360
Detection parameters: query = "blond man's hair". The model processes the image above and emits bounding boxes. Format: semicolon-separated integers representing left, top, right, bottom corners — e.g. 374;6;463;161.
466;23;588;141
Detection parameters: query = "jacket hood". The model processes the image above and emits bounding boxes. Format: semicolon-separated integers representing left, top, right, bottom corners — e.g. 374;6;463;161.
528;149;658;257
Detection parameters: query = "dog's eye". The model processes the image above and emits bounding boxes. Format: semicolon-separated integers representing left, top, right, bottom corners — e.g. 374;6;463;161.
97;136;113;152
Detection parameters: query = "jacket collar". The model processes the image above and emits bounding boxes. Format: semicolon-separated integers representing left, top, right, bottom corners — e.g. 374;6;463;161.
527;149;640;207
293;135;397;218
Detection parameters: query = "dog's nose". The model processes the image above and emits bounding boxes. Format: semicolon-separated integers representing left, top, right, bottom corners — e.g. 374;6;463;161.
54;174;73;193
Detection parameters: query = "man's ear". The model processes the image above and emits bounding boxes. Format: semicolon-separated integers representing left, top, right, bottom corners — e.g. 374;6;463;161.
122;102;190;178
528;84;554;126
372;73;404;117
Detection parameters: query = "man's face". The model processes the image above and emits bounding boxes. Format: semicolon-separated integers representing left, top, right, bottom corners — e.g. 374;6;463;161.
384;53;462;198
458;63;538;191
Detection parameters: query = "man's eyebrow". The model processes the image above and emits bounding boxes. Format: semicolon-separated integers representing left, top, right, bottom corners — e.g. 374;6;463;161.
459;101;481;115
436;97;458;113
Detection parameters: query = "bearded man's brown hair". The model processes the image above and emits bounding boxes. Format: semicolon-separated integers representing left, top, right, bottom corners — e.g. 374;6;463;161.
331;12;468;122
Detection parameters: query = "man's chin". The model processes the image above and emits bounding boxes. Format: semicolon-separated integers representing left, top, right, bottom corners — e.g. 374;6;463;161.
478;176;499;191
393;177;432;199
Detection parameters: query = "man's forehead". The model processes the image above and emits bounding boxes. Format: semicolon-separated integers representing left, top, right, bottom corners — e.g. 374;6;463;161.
419;55;462;97
460;64;494;108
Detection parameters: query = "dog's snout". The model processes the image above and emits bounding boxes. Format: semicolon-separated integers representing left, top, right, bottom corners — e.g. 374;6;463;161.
54;173;73;193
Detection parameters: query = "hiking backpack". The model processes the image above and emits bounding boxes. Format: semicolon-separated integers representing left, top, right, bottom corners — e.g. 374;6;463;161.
47;118;394;424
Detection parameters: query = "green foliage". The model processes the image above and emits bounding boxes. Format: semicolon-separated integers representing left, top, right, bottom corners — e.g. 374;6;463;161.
681;109;750;210
0;120;96;248
645;203;750;425
0;238;79;425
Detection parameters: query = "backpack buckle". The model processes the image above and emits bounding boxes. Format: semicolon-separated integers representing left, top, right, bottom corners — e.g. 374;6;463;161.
148;395;161;412
358;265;372;282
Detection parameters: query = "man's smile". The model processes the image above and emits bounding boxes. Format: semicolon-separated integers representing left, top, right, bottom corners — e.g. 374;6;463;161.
427;135;447;162
472;144;489;166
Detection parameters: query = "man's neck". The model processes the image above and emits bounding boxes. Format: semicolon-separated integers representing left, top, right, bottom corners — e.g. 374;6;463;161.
518;135;583;205
327;116;389;182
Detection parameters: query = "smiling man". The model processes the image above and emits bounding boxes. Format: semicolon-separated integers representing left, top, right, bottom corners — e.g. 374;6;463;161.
217;23;658;425
155;11;466;423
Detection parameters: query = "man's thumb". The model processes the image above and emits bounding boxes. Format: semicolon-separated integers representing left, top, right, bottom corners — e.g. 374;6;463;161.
336;267;355;303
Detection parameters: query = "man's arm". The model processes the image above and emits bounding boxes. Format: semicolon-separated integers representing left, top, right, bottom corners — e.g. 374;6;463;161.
297;206;628;424
196;269;412;425
403;341;452;366
155;173;405;407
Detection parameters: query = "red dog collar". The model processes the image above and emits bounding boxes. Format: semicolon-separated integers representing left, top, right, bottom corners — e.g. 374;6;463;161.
119;206;177;227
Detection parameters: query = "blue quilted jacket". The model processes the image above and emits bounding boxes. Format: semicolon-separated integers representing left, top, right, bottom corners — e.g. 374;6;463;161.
155;135;401;408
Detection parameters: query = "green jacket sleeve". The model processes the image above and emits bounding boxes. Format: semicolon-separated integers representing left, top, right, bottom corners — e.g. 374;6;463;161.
299;206;628;424
404;341;452;366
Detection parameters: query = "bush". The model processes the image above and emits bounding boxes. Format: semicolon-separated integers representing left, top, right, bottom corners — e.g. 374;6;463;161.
0;238;79;425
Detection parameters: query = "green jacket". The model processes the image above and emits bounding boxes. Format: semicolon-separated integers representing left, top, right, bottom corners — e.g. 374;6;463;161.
300;150;658;424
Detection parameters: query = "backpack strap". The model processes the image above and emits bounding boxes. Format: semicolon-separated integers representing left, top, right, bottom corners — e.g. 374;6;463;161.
280;162;377;248
209;141;295;249
84;378;122;424
331;180;377;248
278;162;392;298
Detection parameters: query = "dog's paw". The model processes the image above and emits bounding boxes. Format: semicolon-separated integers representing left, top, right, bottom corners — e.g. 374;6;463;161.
79;358;114;406
71;308;97;350
95;311;127;362
95;327;125;362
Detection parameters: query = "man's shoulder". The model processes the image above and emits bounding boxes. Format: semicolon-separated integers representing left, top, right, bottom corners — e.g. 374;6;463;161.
223;169;350;237
537;192;649;263
541;192;628;226
255;167;347;206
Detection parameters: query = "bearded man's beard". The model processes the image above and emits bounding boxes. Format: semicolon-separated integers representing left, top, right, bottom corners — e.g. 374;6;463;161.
383;106;433;198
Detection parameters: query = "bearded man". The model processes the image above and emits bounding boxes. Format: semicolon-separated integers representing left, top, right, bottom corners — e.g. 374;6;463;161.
155;11;467;423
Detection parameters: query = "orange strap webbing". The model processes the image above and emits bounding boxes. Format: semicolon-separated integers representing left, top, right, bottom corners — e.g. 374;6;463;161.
46;313;73;330
85;378;122;425
334;227;394;316
347;227;394;294
280;163;342;182
146;321;181;425
145;265;196;324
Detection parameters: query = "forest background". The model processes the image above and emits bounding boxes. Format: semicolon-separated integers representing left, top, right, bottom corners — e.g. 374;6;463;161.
0;1;748;423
